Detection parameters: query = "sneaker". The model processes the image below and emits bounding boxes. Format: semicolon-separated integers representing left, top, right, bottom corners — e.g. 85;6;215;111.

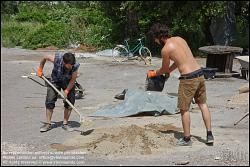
177;138;192;146
206;134;214;144
62;124;74;132
40;123;52;132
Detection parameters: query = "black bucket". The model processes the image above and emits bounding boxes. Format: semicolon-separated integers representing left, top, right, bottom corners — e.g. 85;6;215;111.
145;73;169;92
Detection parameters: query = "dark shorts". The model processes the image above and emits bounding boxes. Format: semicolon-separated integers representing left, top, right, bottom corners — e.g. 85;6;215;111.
177;69;207;111
45;81;75;109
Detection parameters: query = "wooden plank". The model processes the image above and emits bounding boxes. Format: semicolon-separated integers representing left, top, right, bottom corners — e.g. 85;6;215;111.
215;72;240;78
225;53;234;73
199;45;243;54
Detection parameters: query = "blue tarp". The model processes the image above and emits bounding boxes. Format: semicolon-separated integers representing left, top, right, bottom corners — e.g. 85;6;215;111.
90;89;180;117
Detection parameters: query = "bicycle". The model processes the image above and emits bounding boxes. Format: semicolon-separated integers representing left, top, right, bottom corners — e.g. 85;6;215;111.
112;37;152;65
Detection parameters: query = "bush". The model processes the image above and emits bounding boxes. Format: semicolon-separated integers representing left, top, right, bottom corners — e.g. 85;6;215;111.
15;10;48;23
83;24;112;50
1;21;41;47
1;4;114;50
23;21;72;49
15;4;49;23
48;7;79;23
233;22;249;48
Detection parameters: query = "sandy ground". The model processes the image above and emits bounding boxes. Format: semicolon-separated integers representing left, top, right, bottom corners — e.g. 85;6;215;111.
1;47;249;166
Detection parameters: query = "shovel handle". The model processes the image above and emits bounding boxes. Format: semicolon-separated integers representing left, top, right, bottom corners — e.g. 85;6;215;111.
234;112;249;126
41;75;83;119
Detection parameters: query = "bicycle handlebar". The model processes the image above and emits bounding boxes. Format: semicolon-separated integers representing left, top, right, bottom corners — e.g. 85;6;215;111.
124;37;145;42
124;38;130;42
137;37;145;41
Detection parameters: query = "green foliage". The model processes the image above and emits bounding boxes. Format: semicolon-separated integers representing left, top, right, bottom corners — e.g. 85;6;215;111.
1;1;249;53
233;1;249;48
23;21;71;49
1;21;41;47
14;3;49;23
201;1;227;18
2;3;112;50
48;6;80;23
1;1;18;15
233;20;249;48
83;24;112;49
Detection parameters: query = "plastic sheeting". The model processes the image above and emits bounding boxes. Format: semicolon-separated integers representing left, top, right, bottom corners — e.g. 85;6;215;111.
90;89;180;117
96;49;113;57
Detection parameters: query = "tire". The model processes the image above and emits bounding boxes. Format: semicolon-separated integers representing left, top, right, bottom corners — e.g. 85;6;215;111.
75;82;84;99
241;69;249;80
139;47;152;65
112;45;129;63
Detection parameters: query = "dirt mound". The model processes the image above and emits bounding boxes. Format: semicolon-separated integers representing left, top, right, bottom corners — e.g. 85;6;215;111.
52;124;182;157
228;92;249;106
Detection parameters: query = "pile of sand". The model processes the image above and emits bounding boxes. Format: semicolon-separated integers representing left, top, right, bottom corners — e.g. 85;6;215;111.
52;124;183;157
227;92;249;106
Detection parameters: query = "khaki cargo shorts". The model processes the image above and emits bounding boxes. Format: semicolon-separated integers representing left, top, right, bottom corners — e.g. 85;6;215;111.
177;76;207;111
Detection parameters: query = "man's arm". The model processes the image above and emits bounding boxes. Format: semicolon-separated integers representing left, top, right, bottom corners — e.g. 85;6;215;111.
65;71;78;92
156;48;171;75
169;62;177;73
39;55;55;69
37;55;55;77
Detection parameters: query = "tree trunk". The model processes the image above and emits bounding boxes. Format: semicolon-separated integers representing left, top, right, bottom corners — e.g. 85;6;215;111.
125;9;140;39
209;1;236;45
225;1;236;46
202;19;214;46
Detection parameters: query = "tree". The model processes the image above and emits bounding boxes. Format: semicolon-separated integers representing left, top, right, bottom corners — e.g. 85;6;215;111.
1;1;19;15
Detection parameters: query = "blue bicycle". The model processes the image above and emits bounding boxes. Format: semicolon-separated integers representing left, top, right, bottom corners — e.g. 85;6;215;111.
112;37;152;65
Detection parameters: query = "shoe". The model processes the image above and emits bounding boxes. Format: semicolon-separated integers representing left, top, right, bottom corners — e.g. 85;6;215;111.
62;124;74;132
206;134;214;144
114;89;128;100
177;138;192;146
40;123;52;132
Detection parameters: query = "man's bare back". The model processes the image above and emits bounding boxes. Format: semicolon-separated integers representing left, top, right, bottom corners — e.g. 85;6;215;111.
163;36;201;75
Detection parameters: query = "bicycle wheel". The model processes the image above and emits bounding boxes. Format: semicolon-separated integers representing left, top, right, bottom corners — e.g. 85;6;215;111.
112;45;129;62
139;47;152;65
75;81;85;99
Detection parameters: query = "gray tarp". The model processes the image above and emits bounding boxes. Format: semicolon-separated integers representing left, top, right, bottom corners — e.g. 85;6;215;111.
90;89;180;117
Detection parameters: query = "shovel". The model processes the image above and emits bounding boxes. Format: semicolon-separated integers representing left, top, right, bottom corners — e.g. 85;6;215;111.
234;112;249;126
22;70;93;127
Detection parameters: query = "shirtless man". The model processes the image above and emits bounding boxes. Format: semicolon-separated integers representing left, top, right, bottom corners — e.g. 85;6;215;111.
147;23;214;146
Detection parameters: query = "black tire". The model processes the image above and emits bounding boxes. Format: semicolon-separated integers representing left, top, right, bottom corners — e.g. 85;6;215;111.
112;45;129;62
139;47;152;65
75;82;84;99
